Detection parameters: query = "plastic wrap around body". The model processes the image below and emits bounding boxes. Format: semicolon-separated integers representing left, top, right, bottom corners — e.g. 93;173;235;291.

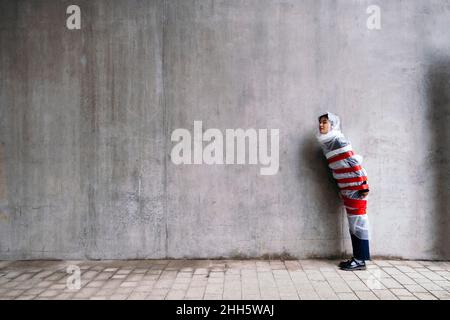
317;112;370;240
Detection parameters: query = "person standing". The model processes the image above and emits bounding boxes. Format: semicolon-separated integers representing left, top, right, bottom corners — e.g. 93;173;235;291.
316;112;370;271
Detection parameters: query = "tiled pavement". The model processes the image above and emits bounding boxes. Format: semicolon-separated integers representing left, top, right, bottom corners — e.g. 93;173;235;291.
1;259;450;300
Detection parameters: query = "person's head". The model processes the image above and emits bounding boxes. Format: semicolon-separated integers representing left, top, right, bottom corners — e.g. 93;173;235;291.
318;114;331;134
316;112;343;144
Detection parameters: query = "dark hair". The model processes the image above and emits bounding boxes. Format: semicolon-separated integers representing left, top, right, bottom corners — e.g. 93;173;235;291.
318;114;328;122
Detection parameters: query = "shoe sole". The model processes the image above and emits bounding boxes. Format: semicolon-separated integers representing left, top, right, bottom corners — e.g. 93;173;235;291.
339;266;366;271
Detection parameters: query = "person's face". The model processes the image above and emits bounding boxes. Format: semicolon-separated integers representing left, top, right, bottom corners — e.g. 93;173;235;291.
319;117;330;134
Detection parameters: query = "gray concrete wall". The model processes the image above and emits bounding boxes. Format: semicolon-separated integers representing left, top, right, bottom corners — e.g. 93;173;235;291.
0;0;449;260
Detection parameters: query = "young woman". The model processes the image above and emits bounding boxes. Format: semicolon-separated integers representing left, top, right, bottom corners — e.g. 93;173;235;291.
316;112;370;271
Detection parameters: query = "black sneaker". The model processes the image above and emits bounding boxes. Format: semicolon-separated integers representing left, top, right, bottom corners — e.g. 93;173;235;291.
338;259;352;268
339;257;366;271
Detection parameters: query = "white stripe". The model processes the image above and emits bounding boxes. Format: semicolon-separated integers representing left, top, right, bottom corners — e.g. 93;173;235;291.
325;144;353;159
338;182;361;188
333;170;365;180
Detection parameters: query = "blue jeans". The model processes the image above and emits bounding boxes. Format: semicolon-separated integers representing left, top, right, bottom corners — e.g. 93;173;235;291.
350;233;371;261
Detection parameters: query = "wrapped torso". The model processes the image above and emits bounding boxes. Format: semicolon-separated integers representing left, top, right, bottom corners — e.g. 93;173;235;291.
319;134;369;211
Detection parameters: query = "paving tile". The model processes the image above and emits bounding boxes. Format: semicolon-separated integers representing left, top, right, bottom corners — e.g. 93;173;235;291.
354;291;379;300
379;278;404;289
398;296;418;300
427;265;445;271
54;292;74;300
119;281;139;288
165;290;186;300
373;261;392;267
23;287;46;295
327;281;353;293
38;290;60;298
110;294;129;300
15;295;37;300
223;292;242;300
1;259;450;300
372;289;398;300
433;280;450;290
94;288;115;296
154;279;174;289
404;284;428;293
102;279;123;288
86;281;105;288
419;282;444;291
382;267;403;276
127;292;149;300
116;269;133;275
346;280;370;291
127;274;145;282
114;287;134;295
396;266;415;273
337;292;359;300
127;285;150;293
414;292;438;300
297;290;320;300
404;272;427;280
390;288;414;296
429;290;450;299
279;294;299;300
420;271;445;281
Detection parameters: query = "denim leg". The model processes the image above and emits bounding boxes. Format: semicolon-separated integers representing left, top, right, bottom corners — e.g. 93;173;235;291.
350;232;370;261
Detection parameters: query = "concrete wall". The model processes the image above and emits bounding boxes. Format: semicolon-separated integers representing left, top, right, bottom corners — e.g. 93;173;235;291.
0;0;449;260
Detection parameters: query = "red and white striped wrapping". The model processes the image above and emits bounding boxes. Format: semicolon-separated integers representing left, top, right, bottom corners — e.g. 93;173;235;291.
326;145;369;216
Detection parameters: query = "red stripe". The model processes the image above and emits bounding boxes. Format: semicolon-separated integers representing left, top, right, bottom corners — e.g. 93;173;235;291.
343;197;367;209
327;151;354;164
336;176;368;184
340;184;369;191
333;165;362;174
346;208;367;215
